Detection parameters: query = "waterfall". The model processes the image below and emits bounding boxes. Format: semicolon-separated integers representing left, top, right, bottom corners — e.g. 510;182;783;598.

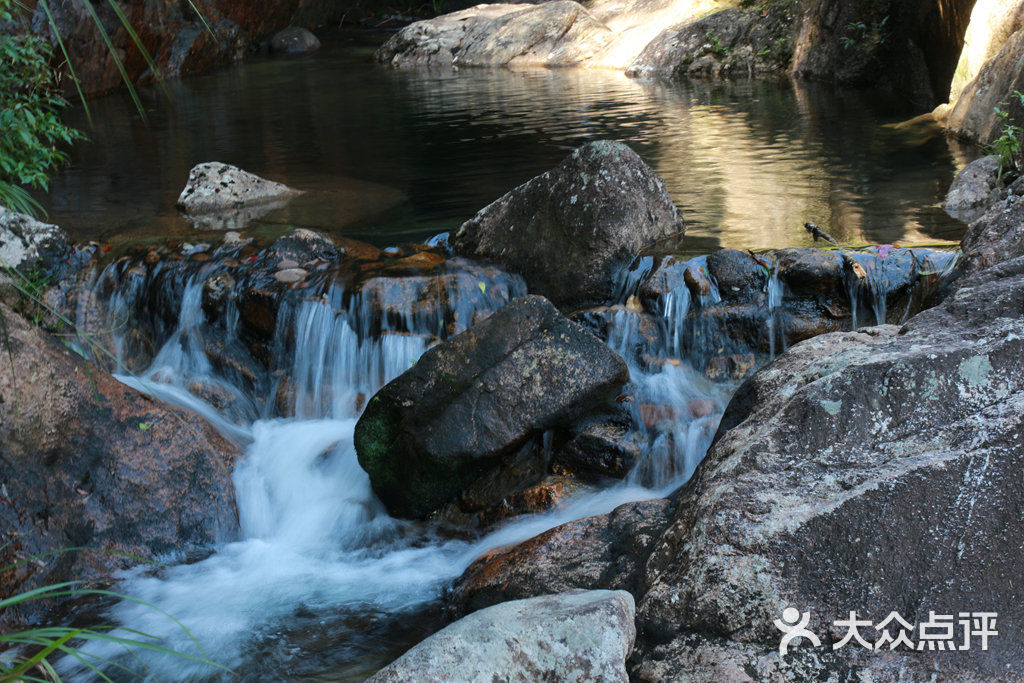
60;240;959;679
765;259;785;359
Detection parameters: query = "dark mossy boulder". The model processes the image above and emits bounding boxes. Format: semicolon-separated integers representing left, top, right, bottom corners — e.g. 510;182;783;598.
354;295;629;519
451;141;684;309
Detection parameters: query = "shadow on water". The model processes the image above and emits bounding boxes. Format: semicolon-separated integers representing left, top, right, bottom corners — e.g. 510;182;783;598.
43;31;974;249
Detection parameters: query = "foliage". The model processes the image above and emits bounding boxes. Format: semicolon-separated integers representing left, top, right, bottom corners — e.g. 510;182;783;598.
989;91;1024;181
0;550;231;681
840;16;888;52
0;0;85;217
705;30;728;57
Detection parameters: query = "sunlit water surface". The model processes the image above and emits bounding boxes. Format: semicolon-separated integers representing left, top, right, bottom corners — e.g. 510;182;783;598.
43;32;974;250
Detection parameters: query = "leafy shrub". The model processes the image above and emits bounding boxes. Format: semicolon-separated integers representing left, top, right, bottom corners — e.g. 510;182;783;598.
0;0;85;217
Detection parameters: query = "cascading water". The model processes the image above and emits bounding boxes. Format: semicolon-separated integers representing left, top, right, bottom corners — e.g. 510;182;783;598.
60;239;960;680
61;247;681;680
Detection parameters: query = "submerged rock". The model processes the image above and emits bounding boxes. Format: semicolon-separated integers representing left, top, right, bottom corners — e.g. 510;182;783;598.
374;2;613;69
452;141;684;309
0;304;238;627
176;162;300;230
354;295;629;519
943;155;1005;223
269;26;320;54
372;590;636;682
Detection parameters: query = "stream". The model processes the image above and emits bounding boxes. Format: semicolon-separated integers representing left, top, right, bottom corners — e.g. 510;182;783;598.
46;29;970;681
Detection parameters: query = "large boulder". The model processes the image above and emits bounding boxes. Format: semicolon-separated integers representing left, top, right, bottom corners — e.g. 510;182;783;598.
451;141;684;309
943;154;1005;223
176;162;300;230
374;2;614;69
625;6;796;80
354;295;629;519
371;590;636;682
947;0;1024;104
960;175;1024;275
632;255;1024;678
791;0;975;108
0;304;239;627
945;27;1024;146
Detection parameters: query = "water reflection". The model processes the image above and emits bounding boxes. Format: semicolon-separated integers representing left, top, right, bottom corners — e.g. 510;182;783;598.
42;31;974;249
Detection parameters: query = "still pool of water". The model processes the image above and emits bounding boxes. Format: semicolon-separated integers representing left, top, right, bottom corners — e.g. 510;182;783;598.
43;31;973;251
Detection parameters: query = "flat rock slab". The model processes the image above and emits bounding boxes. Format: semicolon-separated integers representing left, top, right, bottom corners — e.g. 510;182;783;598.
375;1;614;69
371;590;636;682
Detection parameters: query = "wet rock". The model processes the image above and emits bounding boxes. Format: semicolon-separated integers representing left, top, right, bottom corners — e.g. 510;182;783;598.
570;305;662;366
0;305;238;627
943;155;1005;223
636;256;687;301
269;26;320;54
354;295;629;519
435;439;553;528
164;19;248;79
452;141;684;309
372;590;635;682
626;7;794;80
274;268;308;284
449;500;673;618
0;207;70;275
635;255;1024;679
176;162;300;230
473;475;586;528
374;2;613;69
705;249;766;304
704;353;756;380
775;247;844;297
552;412;643;479
268;228;340;265
202;272;235;319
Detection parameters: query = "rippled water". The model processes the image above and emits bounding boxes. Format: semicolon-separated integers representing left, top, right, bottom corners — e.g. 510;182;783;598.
43;31;973;250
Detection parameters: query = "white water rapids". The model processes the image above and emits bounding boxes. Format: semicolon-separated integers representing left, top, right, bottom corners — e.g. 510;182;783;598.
60;242;958;679
64;253;731;681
